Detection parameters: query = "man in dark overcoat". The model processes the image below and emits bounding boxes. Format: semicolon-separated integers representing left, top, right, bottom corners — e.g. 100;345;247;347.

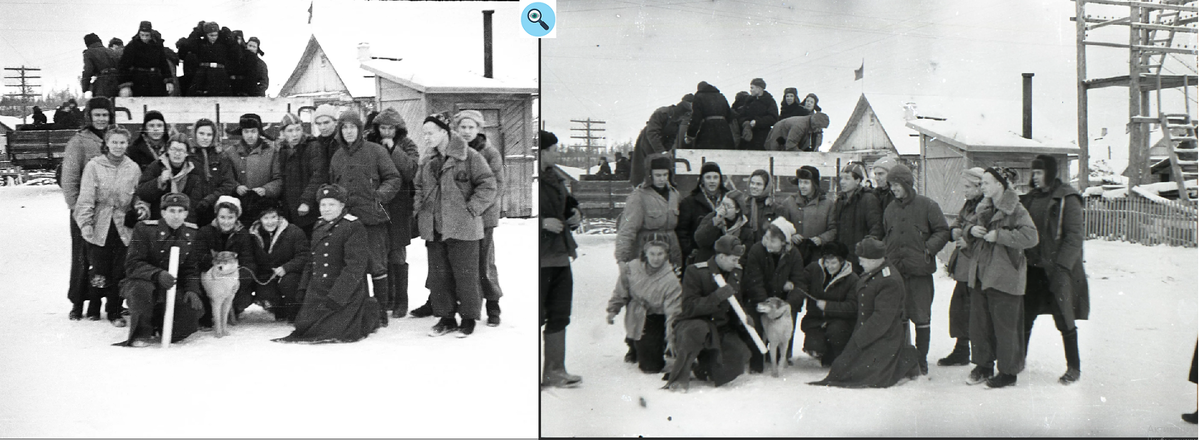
737;78;778;151
629;95;691;185
113;193;205;346
686;82;735;150
81;33;121;99
540;130;583;388
664;235;753;392
117;21;174;97
1020;154;1089;385
185;21;238;96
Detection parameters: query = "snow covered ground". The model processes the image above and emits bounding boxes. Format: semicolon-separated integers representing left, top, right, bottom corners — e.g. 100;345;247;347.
542;234;1199;437
0;186;539;438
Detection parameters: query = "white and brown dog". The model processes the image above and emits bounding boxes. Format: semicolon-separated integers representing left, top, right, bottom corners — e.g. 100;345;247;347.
756;296;794;378
201;251;240;337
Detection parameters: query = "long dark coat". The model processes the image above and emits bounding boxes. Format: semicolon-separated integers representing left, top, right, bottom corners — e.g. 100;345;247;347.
1020;180;1089;320
118;37;173;96
125;219;201;294
277;135;328;230
539;166;577;267
676;185;724;262
742;243;806;308
810;262;919;388
686;82;735;150
186;148;238;226
882;188;950;276
280;213;381;343
738;91;778;151
835;186;883;268
630;104;689;185
794;260;860;322
185;28;238;96
330;136;402;227
81;42;121;98
382;135;419;247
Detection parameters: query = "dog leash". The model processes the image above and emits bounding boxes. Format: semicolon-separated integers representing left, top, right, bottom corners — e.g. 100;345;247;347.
237;266;279;286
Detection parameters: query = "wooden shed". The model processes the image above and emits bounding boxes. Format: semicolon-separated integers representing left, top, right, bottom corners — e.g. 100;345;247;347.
278;35;377;115
907;118;1079;216
361;59;538;217
829;94;904;165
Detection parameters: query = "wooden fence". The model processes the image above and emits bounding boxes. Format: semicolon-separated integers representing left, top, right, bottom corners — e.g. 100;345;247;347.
1083;195;1197;247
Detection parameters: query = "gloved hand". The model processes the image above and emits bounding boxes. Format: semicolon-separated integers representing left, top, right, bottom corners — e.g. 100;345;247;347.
606;312;617;325
183;291;204;311
156;271;176;289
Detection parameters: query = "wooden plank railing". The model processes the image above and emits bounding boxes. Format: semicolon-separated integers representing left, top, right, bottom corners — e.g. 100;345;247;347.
1083;195;1197;247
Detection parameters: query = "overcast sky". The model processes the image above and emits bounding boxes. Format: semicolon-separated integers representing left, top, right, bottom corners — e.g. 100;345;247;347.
0;0;538;98
541;0;1196;160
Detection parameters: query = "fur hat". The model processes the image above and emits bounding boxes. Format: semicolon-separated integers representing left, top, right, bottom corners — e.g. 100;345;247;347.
85;97;112;120
423;113;451;134
143;110;165;127
202;21;220;34
160;193;190;210
873;156;897;172
138;21;153;33
700;162;722;178
539;130;558;150
1031;154;1058;183
313;104;340;123
84;33;101;46
841;162;868;181
215;195;242;216
887;163;915;191
750;77;766;89
792;165;820;187
247;36;264;55
279;113;303;129
963;167;986;186
452;110;485;129
819;241;849;261
238;113;262;131
373;107;404;129
856;236;886;260
768;216;796;242
783;87;798;99
649;156;672;171
803;93;822;112
317;183;348;204
108;37;123;47
714;235;746;257
681;93;694;103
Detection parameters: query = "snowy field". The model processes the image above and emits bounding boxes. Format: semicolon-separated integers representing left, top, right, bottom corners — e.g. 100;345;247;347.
542;234;1199;437
0;186;539;438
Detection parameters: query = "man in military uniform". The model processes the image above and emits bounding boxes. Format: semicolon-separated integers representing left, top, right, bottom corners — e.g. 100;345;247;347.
664;235;754;392
113;193;206;347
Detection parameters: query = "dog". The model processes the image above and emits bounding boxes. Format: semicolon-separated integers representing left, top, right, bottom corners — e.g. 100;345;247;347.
201;251;240;338
755;296;794;378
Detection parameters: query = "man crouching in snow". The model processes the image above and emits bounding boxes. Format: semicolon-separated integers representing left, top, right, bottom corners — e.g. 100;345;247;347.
113;193;206;347
663;235;752;392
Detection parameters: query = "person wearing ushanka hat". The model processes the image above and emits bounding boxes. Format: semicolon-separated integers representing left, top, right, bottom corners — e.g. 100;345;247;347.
275;183;381;343
223;113;282;224
539;129;584;388
81;32;121;99
664;234;752;392
328;110;402;328
185;19;237;96
871;155;899;212
366;107;419;319
809;236;921;388
779;87;804;119
1020;154;1089;386
415;111;497;337
127;110;169;170
275;112;327;235
792;241;860;368
677;161;729;265
881;163;950;376
937;166;987;368
237;36;268;96
62;97;117;320
779;165;838;267
631;93;693;184
117;20;174;97
834;162;882;274
450;109;506;326
616;153;683;268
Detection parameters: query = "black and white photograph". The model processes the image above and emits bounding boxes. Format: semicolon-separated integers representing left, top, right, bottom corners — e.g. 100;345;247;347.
539;0;1198;436
0;0;539;437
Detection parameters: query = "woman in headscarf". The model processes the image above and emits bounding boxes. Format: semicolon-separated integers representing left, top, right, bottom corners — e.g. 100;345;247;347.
186;118;238;227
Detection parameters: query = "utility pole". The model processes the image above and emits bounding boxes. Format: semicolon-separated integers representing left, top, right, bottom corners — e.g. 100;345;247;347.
4;66;42;121
570;118;605;173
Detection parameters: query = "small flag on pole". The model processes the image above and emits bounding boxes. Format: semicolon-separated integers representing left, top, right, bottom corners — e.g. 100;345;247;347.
308;0;314;24
854;60;864;81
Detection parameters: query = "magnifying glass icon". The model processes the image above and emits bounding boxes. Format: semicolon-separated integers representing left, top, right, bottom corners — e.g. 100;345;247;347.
528;8;549;30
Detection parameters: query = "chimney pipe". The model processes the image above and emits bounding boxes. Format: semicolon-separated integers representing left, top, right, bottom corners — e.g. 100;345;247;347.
483;10;494;79
1022;73;1034;139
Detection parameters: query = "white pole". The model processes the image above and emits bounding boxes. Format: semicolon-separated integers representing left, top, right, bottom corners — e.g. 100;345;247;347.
727;295;768;354
160;246;180;348
366;274;374;297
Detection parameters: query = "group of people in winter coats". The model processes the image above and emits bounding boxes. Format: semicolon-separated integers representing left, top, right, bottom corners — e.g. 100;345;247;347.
62;96;506;346
80;19;269;99
603;151;1089;391
625;78;827;185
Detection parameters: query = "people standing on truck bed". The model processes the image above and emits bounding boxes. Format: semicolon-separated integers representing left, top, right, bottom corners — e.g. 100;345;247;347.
184;21;238;97
118;21;175;97
62;96;114;321
225;113;282;225
156;30;182;97
81;33;121;99
737;78;778;151
127;110;169;170
686;81;735;150
108;38;124;58
629;94;691;185
186;118;238;227
239;37;268;97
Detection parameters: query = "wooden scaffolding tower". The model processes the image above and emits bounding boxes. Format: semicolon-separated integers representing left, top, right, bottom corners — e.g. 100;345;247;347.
1075;0;1198;201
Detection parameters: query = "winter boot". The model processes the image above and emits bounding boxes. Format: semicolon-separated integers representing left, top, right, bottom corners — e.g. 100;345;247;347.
69;303;83;321
486;299;501;327
390;263;409;318
86;300;102;321
1059;328;1081;385
623;338;638;364
410;300;434;318
372;276;389;327
985;373;1018;388
966;363;994;385
938;337;971;366
542;330;582;388
456;318;476;338
1184;412;1198;424
915;325;931;375
429;316;458;337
